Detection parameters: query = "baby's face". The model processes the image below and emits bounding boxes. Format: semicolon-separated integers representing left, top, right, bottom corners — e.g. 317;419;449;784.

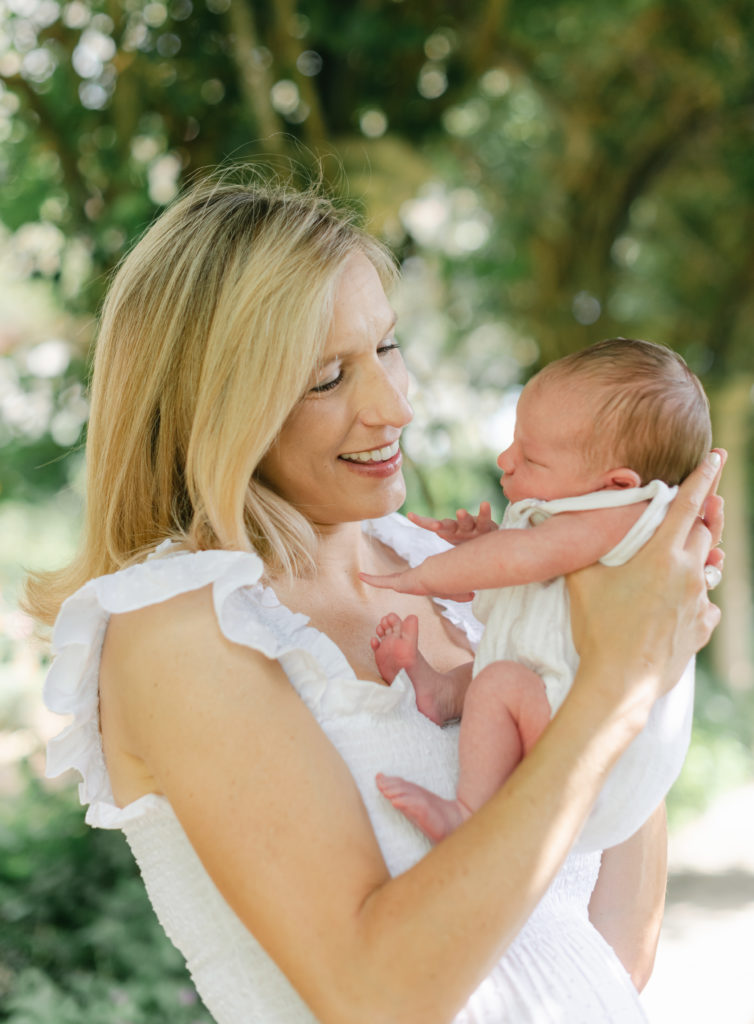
497;377;606;504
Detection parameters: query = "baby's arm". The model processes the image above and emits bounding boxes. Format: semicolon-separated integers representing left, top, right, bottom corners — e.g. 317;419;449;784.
361;501;647;597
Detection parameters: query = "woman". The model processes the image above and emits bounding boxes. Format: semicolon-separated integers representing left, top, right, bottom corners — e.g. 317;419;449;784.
30;176;723;1023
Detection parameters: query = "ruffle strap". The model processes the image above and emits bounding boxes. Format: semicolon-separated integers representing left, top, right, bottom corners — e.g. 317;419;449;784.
44;546;267;828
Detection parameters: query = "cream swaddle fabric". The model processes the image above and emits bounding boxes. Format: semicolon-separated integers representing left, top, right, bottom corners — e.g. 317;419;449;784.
473;480;693;851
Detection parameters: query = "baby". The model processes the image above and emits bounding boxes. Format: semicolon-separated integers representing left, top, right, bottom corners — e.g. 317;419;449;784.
362;338;713;846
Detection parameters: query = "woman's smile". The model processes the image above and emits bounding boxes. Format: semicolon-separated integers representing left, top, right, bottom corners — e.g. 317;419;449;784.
339;439;401;464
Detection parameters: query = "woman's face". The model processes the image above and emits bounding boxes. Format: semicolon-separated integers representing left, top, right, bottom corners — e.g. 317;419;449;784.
258;254;413;528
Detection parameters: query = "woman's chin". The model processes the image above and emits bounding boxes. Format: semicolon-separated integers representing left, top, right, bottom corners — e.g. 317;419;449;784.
363;482;406;521
351;472;407;522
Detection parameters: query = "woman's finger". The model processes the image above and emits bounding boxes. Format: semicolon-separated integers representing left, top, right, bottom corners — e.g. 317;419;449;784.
701;493;724;549
655;449;726;550
684;515;714;567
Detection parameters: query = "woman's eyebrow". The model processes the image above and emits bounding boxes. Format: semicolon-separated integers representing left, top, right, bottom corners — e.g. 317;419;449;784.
320;312;399;364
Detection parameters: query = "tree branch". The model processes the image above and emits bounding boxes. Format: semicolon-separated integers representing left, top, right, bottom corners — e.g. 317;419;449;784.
465;0;511;77
0;72;89;222
223;0;286;153
271;0;328;152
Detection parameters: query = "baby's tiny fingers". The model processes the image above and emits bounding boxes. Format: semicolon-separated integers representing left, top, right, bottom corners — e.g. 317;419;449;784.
407;511;443;533
456;509;475;532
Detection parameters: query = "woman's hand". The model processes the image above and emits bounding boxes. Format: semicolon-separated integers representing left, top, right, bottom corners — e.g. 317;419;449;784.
567;450;725;713
407;502;497;545
701;489;725;580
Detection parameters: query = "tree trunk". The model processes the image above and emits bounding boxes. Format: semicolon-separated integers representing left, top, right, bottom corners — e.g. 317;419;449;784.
708;378;754;691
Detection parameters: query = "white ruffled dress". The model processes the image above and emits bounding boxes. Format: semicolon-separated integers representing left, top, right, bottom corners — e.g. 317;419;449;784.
44;513;651;1023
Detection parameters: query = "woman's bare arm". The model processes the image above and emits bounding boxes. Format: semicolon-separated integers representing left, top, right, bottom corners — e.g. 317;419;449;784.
589;803;667;990
101;451;723;1024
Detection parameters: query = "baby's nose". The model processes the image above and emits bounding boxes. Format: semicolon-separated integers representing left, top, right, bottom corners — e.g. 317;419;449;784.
497;446;514;473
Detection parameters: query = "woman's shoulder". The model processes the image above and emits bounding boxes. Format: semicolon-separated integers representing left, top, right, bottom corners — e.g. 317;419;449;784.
102;579;221;660
49;542;273;665
47;543;307;695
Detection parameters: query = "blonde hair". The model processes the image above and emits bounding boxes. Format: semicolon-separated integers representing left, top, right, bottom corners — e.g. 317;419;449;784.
26;174;397;626
534;337;712;485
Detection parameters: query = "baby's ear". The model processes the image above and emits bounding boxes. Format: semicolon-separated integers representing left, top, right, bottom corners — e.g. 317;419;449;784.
603;467;642;490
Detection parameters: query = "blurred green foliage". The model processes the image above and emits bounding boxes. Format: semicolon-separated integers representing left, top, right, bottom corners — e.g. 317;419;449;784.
0;766;212;1023
670;665;754;827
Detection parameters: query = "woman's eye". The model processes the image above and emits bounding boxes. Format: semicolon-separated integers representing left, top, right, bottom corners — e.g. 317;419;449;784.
378;341;400;357
310;370;343;394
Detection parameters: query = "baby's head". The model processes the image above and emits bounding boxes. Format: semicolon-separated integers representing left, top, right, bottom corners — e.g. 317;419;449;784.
499;338;712;504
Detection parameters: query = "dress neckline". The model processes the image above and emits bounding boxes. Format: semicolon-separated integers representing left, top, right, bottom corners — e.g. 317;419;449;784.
251;514;481;687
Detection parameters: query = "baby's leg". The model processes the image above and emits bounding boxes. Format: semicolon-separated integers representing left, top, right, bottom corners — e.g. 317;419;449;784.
376;772;471;843
377;661;550;843
455;661;551;814
371;613;466;724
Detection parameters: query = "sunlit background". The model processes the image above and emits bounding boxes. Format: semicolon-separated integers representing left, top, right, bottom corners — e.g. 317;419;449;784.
1;1;753;1020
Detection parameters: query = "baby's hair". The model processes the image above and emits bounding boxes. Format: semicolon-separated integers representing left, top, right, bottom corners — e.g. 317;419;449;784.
534;338;712;485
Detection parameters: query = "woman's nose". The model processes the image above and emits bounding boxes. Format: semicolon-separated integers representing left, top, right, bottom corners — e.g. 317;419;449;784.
360;362;413;428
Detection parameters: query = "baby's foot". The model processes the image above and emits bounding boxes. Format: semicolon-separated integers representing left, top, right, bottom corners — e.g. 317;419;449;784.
370;613;420;684
370;613;460;724
376;773;471;843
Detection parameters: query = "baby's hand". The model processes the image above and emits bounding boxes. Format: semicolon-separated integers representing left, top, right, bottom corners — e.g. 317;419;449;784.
359;569;474;603
407;502;497;545
360;568;430;595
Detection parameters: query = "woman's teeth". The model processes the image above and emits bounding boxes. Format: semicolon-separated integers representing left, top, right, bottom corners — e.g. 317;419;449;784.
341;440;400;463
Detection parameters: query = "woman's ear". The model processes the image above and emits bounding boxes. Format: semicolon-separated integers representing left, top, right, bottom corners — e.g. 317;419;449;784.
603;467;642;490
